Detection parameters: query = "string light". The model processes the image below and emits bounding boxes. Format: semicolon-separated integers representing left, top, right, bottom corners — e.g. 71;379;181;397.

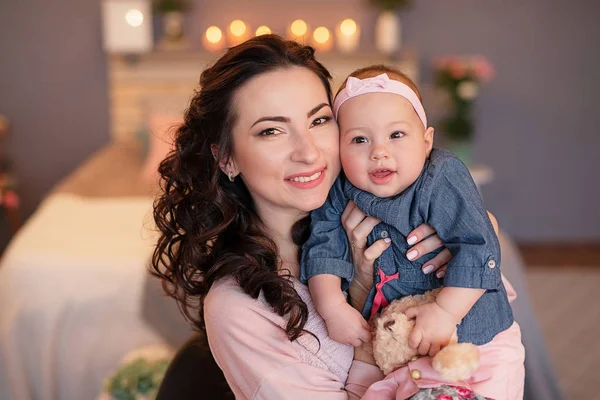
229;20;247;37
313;27;330;44
125;9;144;27
291;19;308;37
340;19;357;36
255;25;272;36
206;26;223;44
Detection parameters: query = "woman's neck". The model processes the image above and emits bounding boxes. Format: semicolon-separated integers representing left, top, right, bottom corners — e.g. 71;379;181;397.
258;206;307;279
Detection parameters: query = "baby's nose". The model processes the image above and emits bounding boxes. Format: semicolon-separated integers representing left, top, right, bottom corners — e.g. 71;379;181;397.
370;145;390;160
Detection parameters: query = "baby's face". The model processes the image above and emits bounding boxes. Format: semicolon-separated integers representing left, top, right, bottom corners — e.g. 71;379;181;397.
338;92;434;198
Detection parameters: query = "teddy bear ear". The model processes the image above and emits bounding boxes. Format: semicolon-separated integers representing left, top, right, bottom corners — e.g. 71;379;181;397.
383;319;396;331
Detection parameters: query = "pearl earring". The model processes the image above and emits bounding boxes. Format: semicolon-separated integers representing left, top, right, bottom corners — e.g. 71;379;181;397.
228;171;234;182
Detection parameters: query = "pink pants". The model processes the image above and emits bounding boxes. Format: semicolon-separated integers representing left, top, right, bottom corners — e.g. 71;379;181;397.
362;322;525;400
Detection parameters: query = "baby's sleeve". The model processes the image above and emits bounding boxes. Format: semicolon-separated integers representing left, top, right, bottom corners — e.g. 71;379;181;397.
419;154;501;290
300;177;355;290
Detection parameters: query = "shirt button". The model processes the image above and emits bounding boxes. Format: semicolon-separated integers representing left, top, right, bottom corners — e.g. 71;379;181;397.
380;230;389;238
488;260;496;269
410;369;421;380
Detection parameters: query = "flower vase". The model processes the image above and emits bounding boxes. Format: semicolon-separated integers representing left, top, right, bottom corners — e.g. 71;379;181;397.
374;10;401;56
162;11;184;42
447;139;473;167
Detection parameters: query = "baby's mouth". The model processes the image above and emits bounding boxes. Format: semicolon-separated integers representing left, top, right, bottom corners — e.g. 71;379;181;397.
370;169;394;179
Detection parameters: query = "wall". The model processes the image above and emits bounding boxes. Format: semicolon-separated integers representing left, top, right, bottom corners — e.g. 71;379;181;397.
0;0;598;242
188;0;600;241
0;0;110;244
399;0;600;241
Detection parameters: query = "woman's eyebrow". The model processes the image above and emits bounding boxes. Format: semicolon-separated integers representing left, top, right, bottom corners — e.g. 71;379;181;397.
250;103;330;128
307;103;330;118
251;115;290;128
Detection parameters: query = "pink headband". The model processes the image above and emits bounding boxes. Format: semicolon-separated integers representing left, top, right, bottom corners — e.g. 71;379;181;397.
333;73;428;128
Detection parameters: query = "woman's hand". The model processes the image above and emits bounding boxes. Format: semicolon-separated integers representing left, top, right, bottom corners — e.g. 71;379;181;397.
342;199;499;308
342;201;390;312
405;211;499;279
353;343;377;366
405;223;452;278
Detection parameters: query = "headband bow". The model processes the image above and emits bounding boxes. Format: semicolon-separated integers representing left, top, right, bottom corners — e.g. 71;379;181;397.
345;73;390;95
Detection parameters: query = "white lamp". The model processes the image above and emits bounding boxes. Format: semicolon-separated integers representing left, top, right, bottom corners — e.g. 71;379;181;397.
101;0;153;53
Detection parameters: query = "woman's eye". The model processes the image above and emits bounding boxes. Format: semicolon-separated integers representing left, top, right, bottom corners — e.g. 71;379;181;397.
310;116;331;127
258;128;281;137
390;131;405;139
351;136;368;144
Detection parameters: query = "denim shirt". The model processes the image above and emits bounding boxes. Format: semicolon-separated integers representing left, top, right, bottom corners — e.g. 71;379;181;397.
300;148;514;345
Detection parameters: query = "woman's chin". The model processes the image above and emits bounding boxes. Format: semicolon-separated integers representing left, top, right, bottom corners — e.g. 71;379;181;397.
296;200;326;213
291;194;328;213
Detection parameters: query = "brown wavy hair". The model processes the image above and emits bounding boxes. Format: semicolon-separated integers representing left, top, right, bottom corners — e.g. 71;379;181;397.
151;35;332;341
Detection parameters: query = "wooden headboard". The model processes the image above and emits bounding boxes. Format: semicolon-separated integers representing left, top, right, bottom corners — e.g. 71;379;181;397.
107;51;418;142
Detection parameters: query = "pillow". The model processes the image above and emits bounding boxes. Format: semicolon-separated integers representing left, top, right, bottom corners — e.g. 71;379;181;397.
139;94;190;185
141;113;183;185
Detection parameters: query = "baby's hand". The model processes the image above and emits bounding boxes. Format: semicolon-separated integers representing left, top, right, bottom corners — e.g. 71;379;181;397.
405;302;459;356
321;302;371;347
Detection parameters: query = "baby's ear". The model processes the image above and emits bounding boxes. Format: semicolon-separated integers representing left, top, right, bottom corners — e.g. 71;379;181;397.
424;127;435;153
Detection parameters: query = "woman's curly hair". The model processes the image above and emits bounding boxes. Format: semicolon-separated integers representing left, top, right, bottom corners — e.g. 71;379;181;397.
151;35;332;341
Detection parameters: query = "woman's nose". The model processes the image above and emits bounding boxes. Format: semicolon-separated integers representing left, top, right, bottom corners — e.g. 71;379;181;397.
370;145;390;161
291;130;320;164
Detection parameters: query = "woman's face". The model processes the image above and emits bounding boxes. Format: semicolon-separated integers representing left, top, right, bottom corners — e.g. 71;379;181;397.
228;67;340;219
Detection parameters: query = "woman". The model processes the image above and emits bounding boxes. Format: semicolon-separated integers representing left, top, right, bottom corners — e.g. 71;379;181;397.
152;35;474;398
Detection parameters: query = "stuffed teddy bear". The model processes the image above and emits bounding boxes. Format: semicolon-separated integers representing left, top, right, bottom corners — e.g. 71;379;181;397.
370;289;480;381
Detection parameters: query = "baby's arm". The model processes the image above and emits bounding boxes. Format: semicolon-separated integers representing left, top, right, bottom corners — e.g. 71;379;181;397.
408;151;503;355
436;286;485;322
301;177;371;346
309;274;371;347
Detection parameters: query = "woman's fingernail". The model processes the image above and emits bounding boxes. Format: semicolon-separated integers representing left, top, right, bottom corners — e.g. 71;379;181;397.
407;236;418;245
407;250;418;261
384;238;392;243
437;270;445;278
423;265;434;274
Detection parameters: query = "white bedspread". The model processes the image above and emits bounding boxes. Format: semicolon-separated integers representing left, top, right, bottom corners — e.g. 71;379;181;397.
0;194;167;400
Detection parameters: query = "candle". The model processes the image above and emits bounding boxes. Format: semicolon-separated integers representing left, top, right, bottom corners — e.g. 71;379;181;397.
227;19;250;46
255;25;271;36
202;26;225;53
335;18;360;53
311;26;333;52
287;19;309;44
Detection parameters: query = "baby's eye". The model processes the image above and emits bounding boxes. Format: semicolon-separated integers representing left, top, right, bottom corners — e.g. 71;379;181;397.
390;131;405;139
258;128;281;137
351;136;368;144
310;116;331;127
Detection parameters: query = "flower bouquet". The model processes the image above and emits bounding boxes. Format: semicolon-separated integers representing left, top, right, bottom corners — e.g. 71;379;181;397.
101;345;173;400
433;55;495;164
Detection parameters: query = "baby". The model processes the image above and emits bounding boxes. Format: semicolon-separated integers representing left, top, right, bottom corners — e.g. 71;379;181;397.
301;65;524;397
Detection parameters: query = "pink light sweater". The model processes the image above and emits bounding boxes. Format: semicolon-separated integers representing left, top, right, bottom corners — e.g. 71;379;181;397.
205;277;384;399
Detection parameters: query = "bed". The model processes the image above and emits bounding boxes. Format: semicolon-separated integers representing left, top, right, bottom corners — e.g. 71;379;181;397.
0;142;171;400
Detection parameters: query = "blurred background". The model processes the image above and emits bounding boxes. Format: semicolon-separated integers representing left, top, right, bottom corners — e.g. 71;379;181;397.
0;0;598;399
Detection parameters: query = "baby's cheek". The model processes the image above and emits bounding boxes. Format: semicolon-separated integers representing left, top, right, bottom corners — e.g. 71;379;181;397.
340;147;366;188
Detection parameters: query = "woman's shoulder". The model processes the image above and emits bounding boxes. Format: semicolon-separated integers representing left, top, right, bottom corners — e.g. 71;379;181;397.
204;277;286;328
